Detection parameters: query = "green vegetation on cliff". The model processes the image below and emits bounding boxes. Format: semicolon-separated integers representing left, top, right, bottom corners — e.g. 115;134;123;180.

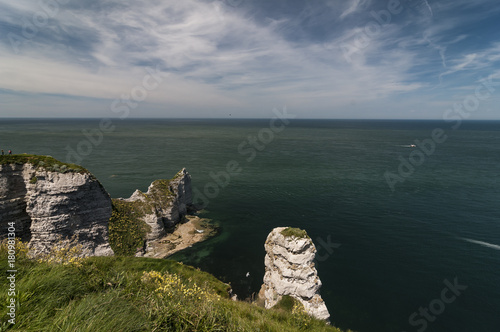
108;199;151;256
0;241;346;332
108;178;177;256
281;227;310;239
108;174;185;256
0;154;88;174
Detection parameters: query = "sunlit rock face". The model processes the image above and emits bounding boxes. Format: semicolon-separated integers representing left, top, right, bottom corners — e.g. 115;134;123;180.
121;168;193;255
0;162;113;256
262;227;330;322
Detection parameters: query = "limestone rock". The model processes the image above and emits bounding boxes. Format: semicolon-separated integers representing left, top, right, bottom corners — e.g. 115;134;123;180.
121;168;193;255
0;159;113;256
262;227;330;322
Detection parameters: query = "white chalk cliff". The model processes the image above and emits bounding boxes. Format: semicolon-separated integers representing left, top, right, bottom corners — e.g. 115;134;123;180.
0;159;113;256
262;227;330;322
121;168;193;255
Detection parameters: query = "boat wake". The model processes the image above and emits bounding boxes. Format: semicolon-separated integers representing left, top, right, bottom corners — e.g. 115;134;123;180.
461;238;500;251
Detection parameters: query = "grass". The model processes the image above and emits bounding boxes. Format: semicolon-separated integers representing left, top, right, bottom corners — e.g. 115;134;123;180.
0;241;349;332
145;179;175;212
281;227;310;239
273;295;298;311
0;154;89;174
108;199;151;256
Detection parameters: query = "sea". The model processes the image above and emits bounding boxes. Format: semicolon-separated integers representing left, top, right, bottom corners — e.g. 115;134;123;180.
1;118;499;332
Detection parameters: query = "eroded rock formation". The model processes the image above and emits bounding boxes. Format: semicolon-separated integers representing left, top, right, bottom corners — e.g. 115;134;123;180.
0;155;197;259
0;157;113;256
262;227;330;322
120;168;193;255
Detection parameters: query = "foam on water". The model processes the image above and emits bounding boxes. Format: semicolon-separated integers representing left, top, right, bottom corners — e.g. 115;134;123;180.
461;238;500;251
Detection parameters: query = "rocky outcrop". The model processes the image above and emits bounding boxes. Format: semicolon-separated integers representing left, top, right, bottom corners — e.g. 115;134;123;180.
120;168;193;255
262;227;330;322
0;157;113;256
0;155;197;258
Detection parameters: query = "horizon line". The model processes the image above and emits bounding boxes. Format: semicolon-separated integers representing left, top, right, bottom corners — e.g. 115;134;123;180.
1;117;500;121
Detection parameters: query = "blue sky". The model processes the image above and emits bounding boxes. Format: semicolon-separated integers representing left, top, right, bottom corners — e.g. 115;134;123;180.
1;0;499;119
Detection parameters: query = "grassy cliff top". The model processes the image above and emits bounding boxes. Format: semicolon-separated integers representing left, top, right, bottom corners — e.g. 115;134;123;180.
0;154;89;174
281;227;310;239
0;244;347;332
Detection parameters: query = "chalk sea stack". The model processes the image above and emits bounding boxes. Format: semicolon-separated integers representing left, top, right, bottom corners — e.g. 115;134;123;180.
262;227;331;322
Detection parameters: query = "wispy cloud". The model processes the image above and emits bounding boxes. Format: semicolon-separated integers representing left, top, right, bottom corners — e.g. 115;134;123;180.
438;42;500;83
339;0;362;20
439;53;477;80
0;0;499;118
422;0;433;17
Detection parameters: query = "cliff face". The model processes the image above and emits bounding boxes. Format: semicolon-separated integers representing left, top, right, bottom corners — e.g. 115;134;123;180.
262;227;330;322
0;159;113;256
1;155;197;258
120;168;193;255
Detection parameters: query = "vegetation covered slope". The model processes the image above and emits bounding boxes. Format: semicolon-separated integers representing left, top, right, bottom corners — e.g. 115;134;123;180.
0;154;89;174
0;241;347;332
108;179;178;256
108;199;151;256
280;227;310;239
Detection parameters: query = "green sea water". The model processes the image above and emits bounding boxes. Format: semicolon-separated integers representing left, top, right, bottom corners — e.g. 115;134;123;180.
1;119;499;332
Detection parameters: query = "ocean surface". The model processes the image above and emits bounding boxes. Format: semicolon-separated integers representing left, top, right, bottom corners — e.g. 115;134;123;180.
1;118;499;332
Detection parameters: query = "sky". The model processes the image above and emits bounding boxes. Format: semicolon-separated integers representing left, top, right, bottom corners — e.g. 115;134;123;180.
1;0;500;119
